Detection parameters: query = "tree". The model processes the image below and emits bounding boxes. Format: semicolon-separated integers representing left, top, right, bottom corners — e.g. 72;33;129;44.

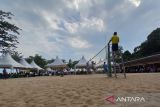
146;28;160;55
26;54;47;68
47;59;55;64
67;59;80;69
34;54;47;68
25;56;34;64
12;51;22;62
72;60;79;68
0;10;21;53
132;28;160;58
67;59;73;69
123;50;132;61
62;59;66;63
114;46;124;63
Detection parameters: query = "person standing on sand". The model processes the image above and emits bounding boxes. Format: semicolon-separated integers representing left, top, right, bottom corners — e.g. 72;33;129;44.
103;62;108;74
3;68;7;79
60;69;64;77
86;62;90;73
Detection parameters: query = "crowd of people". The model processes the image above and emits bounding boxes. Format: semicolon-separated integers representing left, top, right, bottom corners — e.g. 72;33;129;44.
0;67;102;79
125;64;160;73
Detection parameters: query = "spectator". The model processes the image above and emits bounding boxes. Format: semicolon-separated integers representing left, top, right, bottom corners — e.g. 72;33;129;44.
3;68;8;79
103;62;108;74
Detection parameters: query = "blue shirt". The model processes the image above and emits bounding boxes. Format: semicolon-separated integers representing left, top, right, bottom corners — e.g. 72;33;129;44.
103;64;108;71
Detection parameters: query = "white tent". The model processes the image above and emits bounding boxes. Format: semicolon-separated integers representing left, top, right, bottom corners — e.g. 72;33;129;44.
19;58;32;69
0;53;25;68
30;60;43;70
76;56;87;68
46;56;66;68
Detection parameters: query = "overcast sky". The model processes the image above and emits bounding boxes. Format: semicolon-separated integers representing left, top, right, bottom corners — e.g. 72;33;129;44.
0;0;160;61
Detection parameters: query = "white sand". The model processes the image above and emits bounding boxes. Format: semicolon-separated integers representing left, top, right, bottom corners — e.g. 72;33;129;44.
0;73;160;107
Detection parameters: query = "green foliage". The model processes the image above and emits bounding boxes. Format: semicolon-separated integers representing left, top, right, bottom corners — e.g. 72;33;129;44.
25;56;34;63
0;10;21;53
67;59;73;68
67;59;79;69
123;50;132;61
123;28;160;61
25;54;47;68
132;28;160;57
47;59;55;64
11;51;22;62
114;46;124;63
34;54;47;68
72;61;79;68
67;59;78;69
62;59;66;63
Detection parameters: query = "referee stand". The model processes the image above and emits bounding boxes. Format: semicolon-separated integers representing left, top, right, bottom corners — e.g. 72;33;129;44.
107;32;126;78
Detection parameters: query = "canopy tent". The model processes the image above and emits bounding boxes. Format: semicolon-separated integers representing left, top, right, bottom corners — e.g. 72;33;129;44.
19;58;33;69
30;60;43;70
75;56;87;68
0;53;25;68
46;56;66;68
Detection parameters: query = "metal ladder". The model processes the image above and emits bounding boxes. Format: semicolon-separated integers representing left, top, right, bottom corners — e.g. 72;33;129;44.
111;48;126;78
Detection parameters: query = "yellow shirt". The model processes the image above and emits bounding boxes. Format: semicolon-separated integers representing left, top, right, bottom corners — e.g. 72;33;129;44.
111;35;119;44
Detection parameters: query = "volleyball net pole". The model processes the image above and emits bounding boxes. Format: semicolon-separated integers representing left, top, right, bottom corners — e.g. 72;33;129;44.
107;42;112;77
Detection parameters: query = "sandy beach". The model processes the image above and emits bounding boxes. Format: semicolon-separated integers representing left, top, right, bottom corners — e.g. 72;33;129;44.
0;73;160;107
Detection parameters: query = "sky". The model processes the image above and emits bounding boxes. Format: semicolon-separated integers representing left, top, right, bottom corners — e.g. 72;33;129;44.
0;0;160;61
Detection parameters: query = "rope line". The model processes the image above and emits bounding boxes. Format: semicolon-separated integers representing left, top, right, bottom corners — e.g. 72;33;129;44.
88;44;108;62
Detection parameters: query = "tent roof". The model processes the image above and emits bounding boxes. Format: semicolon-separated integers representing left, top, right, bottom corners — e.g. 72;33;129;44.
76;56;87;67
47;56;66;68
123;54;160;67
30;60;43;70
19;58;32;68
0;53;25;68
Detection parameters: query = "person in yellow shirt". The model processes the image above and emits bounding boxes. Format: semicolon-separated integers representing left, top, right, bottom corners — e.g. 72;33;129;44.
109;32;119;52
